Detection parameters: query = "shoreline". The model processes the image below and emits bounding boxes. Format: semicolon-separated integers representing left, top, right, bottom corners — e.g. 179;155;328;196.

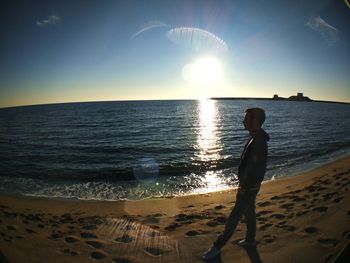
1;155;350;262
1;150;349;202
1;154;349;204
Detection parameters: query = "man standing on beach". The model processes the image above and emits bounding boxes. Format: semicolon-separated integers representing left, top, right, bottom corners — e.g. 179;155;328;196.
203;107;269;261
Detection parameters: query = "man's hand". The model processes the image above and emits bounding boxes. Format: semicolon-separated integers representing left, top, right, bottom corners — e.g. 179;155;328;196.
238;186;246;194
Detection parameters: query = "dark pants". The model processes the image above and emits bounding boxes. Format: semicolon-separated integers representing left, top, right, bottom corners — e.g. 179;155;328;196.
213;190;258;250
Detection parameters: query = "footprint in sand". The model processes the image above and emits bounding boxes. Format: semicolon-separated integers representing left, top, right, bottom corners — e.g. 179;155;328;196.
287;213;295;219
143;217;160;225
6;225;16;231
185;230;201;236
65;236;80;243
256;210;273;217
296;210;310;217
216;216;227;224
322;193;336;201
82;225;97;230
151;213;164;217
291;196;306;202
48;232;63;240
81;232;98;239
313;206;328;212
257;201;271;207
279;203;294;209
317;238;339;247
143;247;163;257
86;240;104;249
115;234;134;243
333;197;343;203
25;228;36;234
277;221;287;226
175;214;206;224
60;214;74;224
113;258;133;263
257;217;268;222
310;198;320;205
262;235;276;244
260;223;273;231
206;216;227;227
270;213;286;219
270;196;282;201
165;222;180;231
281;225;296;232
62;248;78;256
206;220;218;227
90;250;108;260
304;226;318;234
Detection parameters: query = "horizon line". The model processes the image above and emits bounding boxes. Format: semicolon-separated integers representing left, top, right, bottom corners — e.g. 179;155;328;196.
1;96;349;110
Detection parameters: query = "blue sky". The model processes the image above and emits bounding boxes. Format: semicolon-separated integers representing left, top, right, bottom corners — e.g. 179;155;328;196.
1;0;349;107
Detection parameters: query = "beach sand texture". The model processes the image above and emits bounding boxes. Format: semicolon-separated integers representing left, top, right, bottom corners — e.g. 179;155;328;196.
0;156;349;263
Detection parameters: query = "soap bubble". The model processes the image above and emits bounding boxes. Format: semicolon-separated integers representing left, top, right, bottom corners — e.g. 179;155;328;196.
133;157;159;183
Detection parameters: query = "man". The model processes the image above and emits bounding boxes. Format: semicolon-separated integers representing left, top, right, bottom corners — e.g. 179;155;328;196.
203;107;269;261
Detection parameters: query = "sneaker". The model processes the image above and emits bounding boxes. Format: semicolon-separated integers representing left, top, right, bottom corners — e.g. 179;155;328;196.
202;246;220;261
237;239;256;247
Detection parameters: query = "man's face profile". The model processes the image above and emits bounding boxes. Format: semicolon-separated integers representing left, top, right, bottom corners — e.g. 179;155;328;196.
243;112;252;131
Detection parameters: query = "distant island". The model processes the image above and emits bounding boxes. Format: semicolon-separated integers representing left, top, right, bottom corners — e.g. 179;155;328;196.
211;93;349;105
272;92;311;102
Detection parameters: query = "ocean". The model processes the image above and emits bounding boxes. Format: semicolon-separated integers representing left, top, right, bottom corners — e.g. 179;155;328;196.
0;99;349;200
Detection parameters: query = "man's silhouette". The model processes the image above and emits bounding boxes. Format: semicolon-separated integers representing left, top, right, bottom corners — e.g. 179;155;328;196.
203;107;269;261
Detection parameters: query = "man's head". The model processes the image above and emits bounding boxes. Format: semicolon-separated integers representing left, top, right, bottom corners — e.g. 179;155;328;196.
243;107;265;132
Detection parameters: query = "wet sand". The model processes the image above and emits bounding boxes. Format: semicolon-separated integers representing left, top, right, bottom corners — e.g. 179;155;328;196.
0;155;350;263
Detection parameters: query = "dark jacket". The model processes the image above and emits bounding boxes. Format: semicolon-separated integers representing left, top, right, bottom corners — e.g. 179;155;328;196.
238;128;269;191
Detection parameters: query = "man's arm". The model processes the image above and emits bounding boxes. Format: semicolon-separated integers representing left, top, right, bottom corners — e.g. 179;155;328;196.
240;138;267;191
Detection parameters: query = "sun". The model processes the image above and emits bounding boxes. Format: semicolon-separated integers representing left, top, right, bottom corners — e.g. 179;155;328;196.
182;56;223;87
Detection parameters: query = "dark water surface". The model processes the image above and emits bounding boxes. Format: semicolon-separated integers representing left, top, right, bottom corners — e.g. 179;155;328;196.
0;100;349;200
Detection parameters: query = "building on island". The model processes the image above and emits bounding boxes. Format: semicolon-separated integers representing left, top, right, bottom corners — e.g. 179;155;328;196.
272;93;311;102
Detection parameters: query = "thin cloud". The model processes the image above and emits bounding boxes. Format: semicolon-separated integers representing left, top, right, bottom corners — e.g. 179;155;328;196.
306;16;339;46
36;15;61;27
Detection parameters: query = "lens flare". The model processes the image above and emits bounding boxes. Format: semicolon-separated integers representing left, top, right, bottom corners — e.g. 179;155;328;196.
166;27;228;53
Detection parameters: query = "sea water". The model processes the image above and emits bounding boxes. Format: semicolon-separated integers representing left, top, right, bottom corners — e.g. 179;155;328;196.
0;100;349;200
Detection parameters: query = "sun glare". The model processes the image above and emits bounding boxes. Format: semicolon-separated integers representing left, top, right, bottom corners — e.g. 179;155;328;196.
182;56;223;87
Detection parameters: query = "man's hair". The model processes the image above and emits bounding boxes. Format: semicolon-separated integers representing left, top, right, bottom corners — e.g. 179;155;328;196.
245;107;265;126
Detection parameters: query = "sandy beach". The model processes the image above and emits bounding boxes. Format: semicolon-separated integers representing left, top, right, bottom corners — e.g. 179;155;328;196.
0;155;349;263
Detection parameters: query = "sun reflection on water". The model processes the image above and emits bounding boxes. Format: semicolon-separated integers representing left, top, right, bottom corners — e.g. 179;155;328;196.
194;99;227;191
195;99;221;162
